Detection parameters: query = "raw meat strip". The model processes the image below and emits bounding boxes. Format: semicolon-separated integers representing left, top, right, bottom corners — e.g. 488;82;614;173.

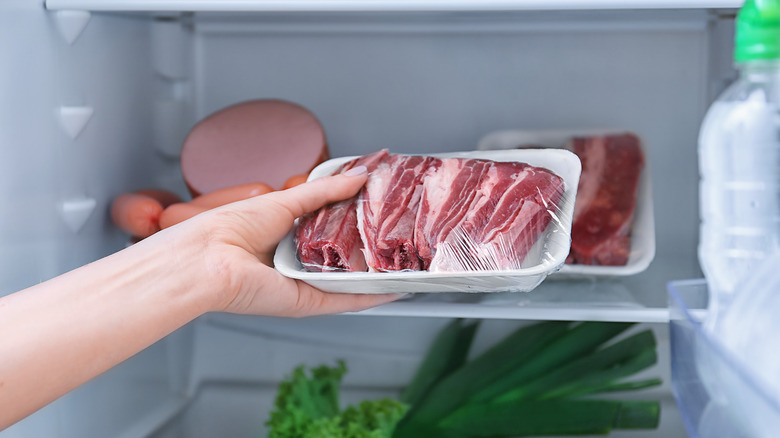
294;150;389;271
416;159;565;272
454;162;564;267
357;154;441;271
566;133;644;266
414;158;492;270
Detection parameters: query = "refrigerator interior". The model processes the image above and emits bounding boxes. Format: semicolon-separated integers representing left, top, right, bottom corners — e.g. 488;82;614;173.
1;1;740;436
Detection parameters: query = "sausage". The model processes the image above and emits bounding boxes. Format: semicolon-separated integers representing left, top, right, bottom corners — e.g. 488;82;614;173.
189;182;274;209
134;189;182;208
159;203;209;230
110;189;182;238
282;174;309;190
159;182;275;229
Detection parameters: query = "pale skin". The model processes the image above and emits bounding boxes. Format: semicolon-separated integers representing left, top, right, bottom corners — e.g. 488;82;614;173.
0;165;401;429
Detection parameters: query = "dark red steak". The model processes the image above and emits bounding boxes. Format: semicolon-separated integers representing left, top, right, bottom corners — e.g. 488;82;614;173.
566;133;644;266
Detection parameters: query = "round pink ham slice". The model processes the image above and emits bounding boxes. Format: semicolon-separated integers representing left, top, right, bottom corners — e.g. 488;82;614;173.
181;99;328;196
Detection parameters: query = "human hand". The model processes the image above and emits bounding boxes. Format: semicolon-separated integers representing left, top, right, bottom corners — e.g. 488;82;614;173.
159;165;404;317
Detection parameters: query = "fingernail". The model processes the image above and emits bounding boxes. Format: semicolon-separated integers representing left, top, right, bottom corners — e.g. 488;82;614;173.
343;165;367;176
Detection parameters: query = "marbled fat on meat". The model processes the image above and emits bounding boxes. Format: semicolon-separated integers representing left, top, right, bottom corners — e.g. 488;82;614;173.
294;150;389;271
358;154;441;271
414;159;492;270
295;151;566;273
422;160;565;272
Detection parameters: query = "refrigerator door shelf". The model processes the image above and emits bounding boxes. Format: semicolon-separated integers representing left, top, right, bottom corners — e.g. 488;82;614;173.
668;279;780;438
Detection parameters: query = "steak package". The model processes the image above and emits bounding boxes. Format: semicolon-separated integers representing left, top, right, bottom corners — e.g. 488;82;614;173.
566;133;644;266
295;150;567;273
477;129;653;276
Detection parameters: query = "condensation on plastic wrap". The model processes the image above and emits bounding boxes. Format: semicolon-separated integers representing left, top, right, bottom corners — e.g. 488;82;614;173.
274;149;581;294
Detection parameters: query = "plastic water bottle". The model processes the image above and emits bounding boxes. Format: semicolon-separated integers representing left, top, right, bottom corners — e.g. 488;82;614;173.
698;0;780;328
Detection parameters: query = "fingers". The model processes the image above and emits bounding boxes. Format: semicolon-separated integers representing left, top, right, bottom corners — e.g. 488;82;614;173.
293;281;407;317
260;166;368;220
220;261;406;317
220;166;368;252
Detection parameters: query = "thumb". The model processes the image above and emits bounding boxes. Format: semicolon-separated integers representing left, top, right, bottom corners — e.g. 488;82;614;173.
262;165;369;221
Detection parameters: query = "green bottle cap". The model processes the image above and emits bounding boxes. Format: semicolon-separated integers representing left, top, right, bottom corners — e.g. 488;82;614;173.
735;0;780;61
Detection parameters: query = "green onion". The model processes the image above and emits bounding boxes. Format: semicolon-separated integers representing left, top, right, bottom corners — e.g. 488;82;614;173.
468;322;634;404
394;321;572;436
438;399;660;437
613;400;661;429
596;378;664;394
394;321;662;438
491;329;658;402
401;319;479;406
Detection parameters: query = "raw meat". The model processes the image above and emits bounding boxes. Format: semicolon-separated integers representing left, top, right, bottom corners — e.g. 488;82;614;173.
357;154;441;271
417;159;565;271
414;158;492;269
566;133;644;266
295;151;566;273
294;150;389;272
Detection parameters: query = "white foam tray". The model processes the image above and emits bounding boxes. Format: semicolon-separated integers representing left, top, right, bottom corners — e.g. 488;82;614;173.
274;149;581;294
477;129;655;279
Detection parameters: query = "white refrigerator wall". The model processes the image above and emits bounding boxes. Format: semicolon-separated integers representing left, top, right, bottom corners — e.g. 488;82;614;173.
1;2;735;437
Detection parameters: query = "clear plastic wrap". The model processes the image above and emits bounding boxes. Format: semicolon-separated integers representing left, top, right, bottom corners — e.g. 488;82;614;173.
274;149;580;294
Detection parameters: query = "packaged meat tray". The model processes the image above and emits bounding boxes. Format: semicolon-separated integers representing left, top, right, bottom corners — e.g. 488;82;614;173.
274;149;581;294
477;129;655;279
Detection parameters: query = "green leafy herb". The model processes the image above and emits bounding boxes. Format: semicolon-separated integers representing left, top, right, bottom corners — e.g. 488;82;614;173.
266;361;407;438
